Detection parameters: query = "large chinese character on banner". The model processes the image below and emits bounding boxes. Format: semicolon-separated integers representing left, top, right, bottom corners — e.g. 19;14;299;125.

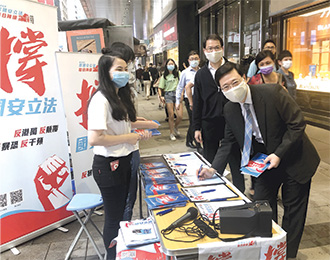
0;0;72;250
56;52;101;194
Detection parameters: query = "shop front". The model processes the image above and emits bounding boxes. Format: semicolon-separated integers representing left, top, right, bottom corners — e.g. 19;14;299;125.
271;2;330;129
197;0;268;63
152;11;178;67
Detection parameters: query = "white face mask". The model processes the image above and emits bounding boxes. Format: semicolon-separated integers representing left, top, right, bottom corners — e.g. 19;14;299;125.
282;60;292;70
204;50;223;63
222;80;248;103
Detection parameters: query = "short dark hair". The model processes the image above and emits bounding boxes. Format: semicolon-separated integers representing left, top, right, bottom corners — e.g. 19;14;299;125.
215;62;243;86
107;42;135;62
203;34;224;48
188;50;199;58
255;50;275;68
262;39;276;48
278;50;292;61
149;63;153;66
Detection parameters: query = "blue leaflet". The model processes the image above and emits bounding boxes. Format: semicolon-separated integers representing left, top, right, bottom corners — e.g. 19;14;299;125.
240;152;270;178
144;193;188;210
133;128;161;136
145;184;180;196
144;174;176;185
141;168;172;177
140;162;167;170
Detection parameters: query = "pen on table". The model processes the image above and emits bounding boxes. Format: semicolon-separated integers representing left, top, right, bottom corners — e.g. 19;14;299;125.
198;164;203;177
175;163;187;166
201;189;216;194
209;198;228;202
156;208;174;216
180;154;191;157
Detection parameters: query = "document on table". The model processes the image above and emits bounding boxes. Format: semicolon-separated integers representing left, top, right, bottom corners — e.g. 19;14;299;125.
181;184;238;202
177;173;224;187
195;200;246;220
163;152;199;162
119;217;159;247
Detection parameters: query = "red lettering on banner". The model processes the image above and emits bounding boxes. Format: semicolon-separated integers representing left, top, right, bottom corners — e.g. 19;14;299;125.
14;28;48;95
74;79;98;129
0;26;48;96
81;171;87;179
18;13;29;22
238;240;255;247
208;251;232;260
14;129;22;137
1;27;16;93
264;242;287;260
40;126;46;134
21;139;28;148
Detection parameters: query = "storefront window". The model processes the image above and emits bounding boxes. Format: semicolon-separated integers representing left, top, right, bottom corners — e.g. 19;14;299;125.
226;1;239;63
167;46;179;66
200;13;210;42
286;6;330;92
243;0;260;55
215;8;224;39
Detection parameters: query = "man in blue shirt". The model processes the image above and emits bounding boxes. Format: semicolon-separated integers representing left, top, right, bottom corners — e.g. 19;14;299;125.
175;50;200;148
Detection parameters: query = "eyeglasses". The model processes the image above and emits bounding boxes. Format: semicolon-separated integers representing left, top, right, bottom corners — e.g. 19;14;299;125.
264;46;275;50
205;46;221;52
221;78;243;92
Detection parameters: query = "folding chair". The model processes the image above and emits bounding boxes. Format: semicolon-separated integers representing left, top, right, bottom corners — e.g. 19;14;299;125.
65;193;104;260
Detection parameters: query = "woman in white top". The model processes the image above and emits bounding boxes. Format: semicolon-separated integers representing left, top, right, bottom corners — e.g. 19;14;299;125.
88;52;151;260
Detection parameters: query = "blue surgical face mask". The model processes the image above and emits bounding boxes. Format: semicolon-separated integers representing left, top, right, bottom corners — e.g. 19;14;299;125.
167;64;175;71
112;71;129;88
189;60;199;68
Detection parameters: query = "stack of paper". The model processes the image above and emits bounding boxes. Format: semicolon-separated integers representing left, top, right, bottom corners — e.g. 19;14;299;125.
181;184;238;202
196;200;246;221
142;168;176;185
119;218;159;247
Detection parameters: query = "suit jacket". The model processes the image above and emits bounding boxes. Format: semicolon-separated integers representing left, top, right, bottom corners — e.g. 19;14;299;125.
212;84;320;184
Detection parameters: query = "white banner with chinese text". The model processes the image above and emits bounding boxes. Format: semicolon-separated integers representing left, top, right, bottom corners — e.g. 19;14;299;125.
198;226;286;260
0;0;72;248
56;52;101;194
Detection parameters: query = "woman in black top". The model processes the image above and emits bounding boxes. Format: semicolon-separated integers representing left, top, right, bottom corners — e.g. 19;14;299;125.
142;66;152;100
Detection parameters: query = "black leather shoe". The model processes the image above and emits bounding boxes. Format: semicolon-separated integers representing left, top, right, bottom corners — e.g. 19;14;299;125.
186;142;197;148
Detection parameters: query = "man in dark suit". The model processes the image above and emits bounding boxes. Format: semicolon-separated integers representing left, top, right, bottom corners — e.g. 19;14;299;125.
198;62;320;259
192;34;244;193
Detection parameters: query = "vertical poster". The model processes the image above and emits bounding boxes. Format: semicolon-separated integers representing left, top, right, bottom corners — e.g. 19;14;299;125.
0;0;72;249
56;52;101;194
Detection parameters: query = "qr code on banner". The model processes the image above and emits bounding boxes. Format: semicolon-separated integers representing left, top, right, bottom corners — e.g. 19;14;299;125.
10;189;23;205
0;194;7;208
